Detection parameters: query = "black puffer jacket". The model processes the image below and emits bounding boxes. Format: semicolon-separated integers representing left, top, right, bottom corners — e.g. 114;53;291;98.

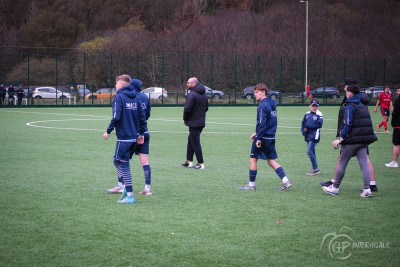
183;83;208;128
336;92;369;137
341;94;377;145
0;85;6;97
8;86;15;98
392;96;400;128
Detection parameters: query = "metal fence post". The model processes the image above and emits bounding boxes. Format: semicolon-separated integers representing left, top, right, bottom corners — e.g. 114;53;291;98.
323;56;326;104
234;55;238;104
211;52;214;88
363;58;368;89
162;50;165;104
56;54;59;105
383;58;386;85
27;51;31;105
257;55;260;83
186;52;190;81
210;52;214;104
279;56;283;105
83;52;86;105
136;52;139;78
109;52;113;105
301;56;305;104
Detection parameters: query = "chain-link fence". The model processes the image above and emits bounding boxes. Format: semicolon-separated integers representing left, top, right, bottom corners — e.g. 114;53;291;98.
1;47;399;106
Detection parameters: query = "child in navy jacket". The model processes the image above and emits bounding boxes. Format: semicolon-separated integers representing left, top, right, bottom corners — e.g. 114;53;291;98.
301;99;323;175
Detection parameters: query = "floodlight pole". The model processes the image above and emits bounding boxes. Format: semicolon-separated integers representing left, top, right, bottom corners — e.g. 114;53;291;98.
300;0;309;95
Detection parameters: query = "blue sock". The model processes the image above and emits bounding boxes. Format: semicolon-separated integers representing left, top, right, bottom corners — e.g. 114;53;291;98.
125;185;133;194
275;167;286;180
249;170;257;182
143;165;151;185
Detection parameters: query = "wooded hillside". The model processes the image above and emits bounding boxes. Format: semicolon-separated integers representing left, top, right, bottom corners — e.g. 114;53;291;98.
1;0;399;57
1;0;399;91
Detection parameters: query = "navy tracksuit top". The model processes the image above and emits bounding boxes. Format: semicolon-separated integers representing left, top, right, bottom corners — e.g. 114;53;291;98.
106;85;147;141
130;79;151;133
301;110;323;143
255;97;277;141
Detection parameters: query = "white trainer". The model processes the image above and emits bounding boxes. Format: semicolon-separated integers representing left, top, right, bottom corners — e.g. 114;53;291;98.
385;161;398;168
192;163;205;169
138;188;153;196
107;186;124;194
181;161;194;168
322;185;339;196
360;189;373;198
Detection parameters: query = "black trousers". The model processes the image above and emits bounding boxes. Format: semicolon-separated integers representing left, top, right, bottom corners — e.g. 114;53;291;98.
186;126;204;163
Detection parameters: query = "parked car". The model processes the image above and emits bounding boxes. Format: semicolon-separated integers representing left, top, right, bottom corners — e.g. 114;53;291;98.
33;87;71;99
242;86;280;100
363;86;385;98
183;86;224;99
85;88;116;100
23;88;33;98
205;86;224;99
77;88;92;97
142;87;168;99
301;87;340;99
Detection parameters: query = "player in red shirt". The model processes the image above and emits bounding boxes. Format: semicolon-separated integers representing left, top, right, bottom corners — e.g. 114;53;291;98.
374;86;393;133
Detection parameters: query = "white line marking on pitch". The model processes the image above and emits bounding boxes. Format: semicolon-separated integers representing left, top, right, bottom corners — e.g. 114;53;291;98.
26;118;337;134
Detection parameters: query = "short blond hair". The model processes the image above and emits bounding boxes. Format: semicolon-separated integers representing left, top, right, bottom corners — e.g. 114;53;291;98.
116;74;131;86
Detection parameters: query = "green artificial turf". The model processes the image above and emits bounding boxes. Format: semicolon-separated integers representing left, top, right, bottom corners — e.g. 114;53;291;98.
0;106;398;266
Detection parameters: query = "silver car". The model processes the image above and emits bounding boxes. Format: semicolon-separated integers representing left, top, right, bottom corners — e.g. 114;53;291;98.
204;86;224;99
363;86;385;98
142;87;168;99
184;86;225;99
33;87;71;99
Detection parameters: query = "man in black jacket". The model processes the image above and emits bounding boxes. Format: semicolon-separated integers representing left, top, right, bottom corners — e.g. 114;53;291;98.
16;85;25;106
320;91;379;191
181;77;208;169
0;84;6;105
385;87;400;168
322;79;377;198
7;85;15;106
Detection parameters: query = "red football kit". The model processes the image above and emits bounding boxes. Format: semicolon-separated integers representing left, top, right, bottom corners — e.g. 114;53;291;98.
377;91;392;131
378;92;392;110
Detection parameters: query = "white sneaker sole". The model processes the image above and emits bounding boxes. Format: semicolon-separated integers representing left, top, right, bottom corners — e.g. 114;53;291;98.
322;187;338;196
280;183;292;191
139;191;153;196
385;164;398;168
360;193;373;198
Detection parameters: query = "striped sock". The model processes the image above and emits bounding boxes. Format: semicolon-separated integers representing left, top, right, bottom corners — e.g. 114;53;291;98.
114;160;124;187
120;161;133;193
